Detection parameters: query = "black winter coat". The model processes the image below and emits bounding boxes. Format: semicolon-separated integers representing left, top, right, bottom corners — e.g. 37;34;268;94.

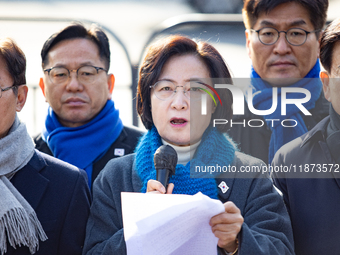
33;126;144;187
7;150;91;255
228;92;329;164
272;116;340;255
83;152;294;255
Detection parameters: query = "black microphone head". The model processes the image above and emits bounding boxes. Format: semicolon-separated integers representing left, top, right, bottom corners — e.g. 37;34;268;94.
154;145;177;175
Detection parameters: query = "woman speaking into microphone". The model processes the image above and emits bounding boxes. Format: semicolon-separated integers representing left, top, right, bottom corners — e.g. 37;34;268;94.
83;35;294;255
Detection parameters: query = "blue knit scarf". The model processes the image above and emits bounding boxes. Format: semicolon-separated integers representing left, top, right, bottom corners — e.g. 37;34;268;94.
42;100;123;187
135;126;236;199
249;60;322;163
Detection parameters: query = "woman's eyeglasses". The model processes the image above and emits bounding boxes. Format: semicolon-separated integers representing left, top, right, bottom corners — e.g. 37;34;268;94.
150;80;209;101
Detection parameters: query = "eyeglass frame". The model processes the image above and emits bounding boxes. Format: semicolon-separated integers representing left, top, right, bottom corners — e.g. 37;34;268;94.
0;84;24;98
43;65;108;85
149;80;211;101
250;27;320;46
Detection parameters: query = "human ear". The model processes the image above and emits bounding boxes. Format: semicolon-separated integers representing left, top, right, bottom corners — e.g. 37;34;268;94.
316;31;323;58
39;78;46;97
212;101;217;114
107;74;115;100
245;30;252;59
320;71;331;102
16;85;28;112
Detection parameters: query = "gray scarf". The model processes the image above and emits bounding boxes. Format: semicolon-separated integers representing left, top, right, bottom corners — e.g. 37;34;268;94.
0;115;47;255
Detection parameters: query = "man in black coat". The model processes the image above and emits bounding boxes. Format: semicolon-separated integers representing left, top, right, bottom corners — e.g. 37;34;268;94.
0;37;90;255
34;23;143;189
8;151;91;255
272;18;340;254
228;0;329;164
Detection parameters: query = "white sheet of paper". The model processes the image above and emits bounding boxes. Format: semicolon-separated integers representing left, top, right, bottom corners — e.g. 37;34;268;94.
121;192;225;255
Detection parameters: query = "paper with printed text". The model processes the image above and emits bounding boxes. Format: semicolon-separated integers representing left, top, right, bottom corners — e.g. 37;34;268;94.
121;192;225;255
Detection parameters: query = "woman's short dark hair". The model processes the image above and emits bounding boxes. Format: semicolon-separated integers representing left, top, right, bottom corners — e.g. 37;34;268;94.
243;0;328;35
320;18;340;74
41;23;110;70
0;38;26;96
136;35;233;133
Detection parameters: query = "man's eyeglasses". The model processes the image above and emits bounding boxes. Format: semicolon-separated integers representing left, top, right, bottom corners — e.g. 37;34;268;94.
0;84;23;98
250;27;319;46
150;80;208;101
44;65;108;86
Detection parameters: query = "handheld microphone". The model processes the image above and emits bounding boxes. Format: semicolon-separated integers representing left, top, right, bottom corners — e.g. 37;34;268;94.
154;145;177;192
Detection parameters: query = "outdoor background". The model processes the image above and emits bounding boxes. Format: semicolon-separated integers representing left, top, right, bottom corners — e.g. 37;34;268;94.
1;0;339;135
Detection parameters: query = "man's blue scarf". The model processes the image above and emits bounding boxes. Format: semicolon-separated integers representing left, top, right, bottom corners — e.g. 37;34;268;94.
135;126;236;199
42;100;123;187
250;60;322;163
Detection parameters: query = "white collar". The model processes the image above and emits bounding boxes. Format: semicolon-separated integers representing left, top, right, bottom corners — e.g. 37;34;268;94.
161;139;201;165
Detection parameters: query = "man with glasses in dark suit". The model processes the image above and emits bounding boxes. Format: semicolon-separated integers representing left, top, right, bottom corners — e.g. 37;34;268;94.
34;23;143;189
228;0;329;164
